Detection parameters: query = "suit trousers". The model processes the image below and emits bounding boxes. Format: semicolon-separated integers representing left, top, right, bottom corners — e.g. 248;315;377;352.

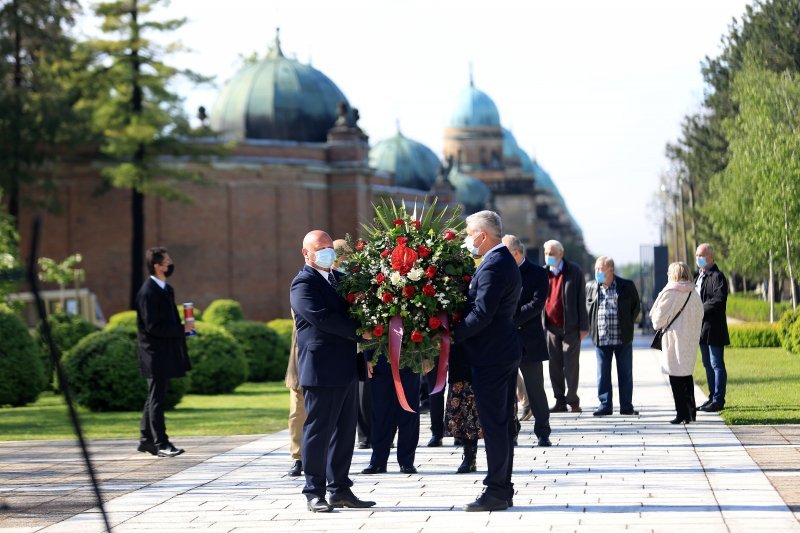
668;375;697;421
301;381;358;499
357;380;372;444
140;377;169;447
288;387;306;461
424;357;445;439
518;360;551;439
471;360;520;501
369;361;420;468
547;327;582;405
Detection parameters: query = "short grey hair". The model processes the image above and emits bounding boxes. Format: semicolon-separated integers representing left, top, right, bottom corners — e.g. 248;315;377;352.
465;210;502;239
595;255;615;270
543;240;564;254
502;234;525;255
697;243;715;258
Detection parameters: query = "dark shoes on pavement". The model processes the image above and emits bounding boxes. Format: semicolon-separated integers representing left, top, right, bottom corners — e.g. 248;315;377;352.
137;441;158;456
463;492;509;512
549;402;568;413
593;407;612;417
157;444;185;458
568;402;582;413
620;409;639;416
670;416;691;424
329;490;376;509
700;401;724;412
361;464;387;474
306;496;332;513
288;460;302;476
357;440;371;449
537;437;552;447
426;436;443;447
399;465;417;474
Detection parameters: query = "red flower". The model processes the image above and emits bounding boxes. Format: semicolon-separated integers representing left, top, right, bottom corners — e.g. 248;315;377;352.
443;230;456;241
382;292;394;304
425;265;437;278
372;324;384;337
428;316;442;330
351;265;360;272
410;330;423;343
402;285;416;298
356;240;367;251
393;218;404;227
391;239;418;275
381;249;391;257
413;220;421;230
417;245;431;258
375;272;385;283
422;284;436;297
463;274;471;282
346;292;356;304
396;237;408;246
452;311;464;323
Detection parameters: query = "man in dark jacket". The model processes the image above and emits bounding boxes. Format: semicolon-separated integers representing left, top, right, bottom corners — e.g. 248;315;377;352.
503;235;551;447
694;243;730;412
586;256;641;416
543;240;588;413
136;246;193;458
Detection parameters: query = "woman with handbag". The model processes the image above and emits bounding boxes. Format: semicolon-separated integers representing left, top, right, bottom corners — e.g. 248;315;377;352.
649;262;704;424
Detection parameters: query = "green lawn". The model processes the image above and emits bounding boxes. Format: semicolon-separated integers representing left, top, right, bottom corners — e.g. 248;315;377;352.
0;382;289;441
693;347;800;425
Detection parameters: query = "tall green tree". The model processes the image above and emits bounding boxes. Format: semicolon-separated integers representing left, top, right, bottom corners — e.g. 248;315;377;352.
0;0;80;223
85;0;213;308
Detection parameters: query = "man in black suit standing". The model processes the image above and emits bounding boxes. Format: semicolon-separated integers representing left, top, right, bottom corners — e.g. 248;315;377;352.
502;235;551;447
135;246;192;458
454;211;522;512
289;230;375;513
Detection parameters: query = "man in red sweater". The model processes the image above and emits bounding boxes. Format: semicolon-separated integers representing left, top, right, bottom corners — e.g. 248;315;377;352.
543;240;588;413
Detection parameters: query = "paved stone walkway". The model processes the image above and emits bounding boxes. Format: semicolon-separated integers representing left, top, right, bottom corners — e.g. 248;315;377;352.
2;340;799;532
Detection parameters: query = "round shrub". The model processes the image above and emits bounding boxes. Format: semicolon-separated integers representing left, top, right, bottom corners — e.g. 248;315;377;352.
36;312;100;388
225;321;286;381
778;308;800;353
728;322;781;348
0;307;45;406
203;299;245;326
266;318;293;359
107;310;137;330
63;328;188;411
186;321;248;394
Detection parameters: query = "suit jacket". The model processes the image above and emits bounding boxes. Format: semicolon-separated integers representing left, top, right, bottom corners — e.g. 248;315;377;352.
694;263;730;346
289;265;359;387
586;275;641;346
135;278;191;379
284;309;300;390
544;258;589;332
453;246;522;367
514;260;549;362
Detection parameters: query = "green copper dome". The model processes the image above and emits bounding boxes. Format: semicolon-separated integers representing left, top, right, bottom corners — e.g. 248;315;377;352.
448;169;491;214
210;31;349;142
369;130;440;190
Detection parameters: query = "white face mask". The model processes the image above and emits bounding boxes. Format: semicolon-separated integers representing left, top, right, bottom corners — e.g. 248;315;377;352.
312;247;336;269
463;234;481;256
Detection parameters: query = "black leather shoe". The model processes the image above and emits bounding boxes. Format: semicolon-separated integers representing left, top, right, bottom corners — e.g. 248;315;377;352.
593;408;612;417
288;460;302;476
157;444;184;458
357;440;371;449
537;437;552;447
426;436;442;447
137;441;158;456
361;464;387;474
700;402;724;412
670;416;689;424
698;399;712;410
507;498;514;508
399;464;417;474
306;496;333;513
568;402;582;413
620;409;639;416
549;403;568;413
463;492;509;512
329;491;376;508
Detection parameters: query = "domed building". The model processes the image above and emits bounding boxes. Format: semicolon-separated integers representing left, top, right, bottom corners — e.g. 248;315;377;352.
369;128;440;191
447;168;491;214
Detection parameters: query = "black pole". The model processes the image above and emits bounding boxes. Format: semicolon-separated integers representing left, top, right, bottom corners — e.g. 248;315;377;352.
26;217;112;532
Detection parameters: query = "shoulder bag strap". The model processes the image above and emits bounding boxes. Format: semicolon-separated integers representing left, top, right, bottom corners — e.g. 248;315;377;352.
664;293;692;331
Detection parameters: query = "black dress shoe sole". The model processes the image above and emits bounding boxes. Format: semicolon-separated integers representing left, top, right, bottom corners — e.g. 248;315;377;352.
464;502;509;512
330;499;376;508
593;410;613;417
360;466;387;474
137;443;158;456
426;440;443;447
620;410;639;416
538;439;552;447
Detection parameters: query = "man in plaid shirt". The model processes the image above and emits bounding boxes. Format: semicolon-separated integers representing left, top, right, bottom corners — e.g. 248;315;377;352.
585;256;641;416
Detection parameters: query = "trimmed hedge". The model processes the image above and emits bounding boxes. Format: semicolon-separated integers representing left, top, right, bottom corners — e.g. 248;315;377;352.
36;312;100;388
266;318;293;362
727;294;791;323
0;306;45;407
107;310;137;330
225;321;286;381
779;308;800;354
203;299;244;326
63;328;188;411
728;322;781;348
186;321;248;394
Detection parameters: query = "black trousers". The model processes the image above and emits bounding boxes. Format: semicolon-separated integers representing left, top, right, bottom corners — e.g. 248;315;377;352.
140;377;169;447
369;360;420;467
519;360;551;439
424;357;445;439
668;375;697;421
357;380;372;444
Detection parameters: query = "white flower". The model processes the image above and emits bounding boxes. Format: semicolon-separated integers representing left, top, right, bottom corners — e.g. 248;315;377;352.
390;271;405;286
407;267;424;281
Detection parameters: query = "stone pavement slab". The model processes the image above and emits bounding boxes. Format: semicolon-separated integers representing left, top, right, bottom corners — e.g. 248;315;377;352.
1;340;799;532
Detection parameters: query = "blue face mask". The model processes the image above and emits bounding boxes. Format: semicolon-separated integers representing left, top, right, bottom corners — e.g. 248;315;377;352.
696;256;707;269
595;271;606;284
546;255;558;267
313;248;336;269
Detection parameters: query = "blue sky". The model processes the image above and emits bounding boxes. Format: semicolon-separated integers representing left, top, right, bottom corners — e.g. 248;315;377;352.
77;0;751;264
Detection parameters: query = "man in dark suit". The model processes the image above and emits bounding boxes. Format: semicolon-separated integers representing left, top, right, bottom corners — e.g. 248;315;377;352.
289;230;375;513
135;246;193;458
586;256;641;416
694;243;730;412
502;235;551;447
454;211;522;512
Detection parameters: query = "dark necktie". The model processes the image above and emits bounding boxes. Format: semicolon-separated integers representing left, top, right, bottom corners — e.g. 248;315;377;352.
328;272;338;289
